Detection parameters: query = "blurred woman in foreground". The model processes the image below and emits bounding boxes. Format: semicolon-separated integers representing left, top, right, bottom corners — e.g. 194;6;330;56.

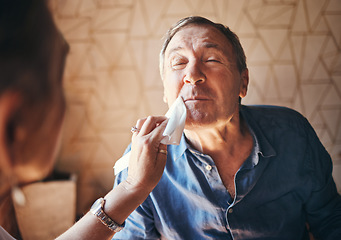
0;0;168;239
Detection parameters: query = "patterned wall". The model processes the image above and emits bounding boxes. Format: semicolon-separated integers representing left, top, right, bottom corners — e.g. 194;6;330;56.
51;0;341;214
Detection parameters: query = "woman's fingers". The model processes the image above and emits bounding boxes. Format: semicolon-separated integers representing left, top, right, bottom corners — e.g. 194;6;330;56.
127;116;169;190
157;143;167;152
138;116;168;136
156;143;168;163
131;118;146;137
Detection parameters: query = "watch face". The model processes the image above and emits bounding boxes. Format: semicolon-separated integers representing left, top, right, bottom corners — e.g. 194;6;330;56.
91;198;104;213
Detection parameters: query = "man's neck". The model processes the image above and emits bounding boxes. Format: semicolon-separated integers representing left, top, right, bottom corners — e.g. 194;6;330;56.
184;113;251;157
184;112;254;198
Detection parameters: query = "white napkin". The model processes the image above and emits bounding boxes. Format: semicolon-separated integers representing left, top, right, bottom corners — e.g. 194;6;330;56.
114;96;187;175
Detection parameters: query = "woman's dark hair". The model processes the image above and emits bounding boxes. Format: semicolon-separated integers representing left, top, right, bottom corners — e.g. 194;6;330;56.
0;0;68;103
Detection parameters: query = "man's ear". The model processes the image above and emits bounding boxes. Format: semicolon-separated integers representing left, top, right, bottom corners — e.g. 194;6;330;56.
239;68;249;98
0;91;23;172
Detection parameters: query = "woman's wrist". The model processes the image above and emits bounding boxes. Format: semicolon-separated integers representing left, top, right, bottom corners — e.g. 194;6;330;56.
100;179;152;225
118;178;153;199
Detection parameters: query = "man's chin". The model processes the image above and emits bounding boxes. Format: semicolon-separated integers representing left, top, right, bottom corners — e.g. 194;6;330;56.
184;116;217;130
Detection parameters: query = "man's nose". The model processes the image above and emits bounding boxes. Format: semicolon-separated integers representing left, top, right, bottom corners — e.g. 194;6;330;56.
183;62;206;85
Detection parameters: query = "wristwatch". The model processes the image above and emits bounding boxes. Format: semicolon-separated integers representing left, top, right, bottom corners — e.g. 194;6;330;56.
90;197;125;232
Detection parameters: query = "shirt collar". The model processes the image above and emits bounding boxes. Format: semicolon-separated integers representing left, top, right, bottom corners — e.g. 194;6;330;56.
240;105;276;159
243;127;261;168
168;134;188;161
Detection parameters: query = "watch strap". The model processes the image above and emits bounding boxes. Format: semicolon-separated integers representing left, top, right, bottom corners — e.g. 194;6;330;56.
91;198;125;232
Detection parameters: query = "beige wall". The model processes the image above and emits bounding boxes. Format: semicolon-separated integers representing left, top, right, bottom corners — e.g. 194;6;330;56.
51;0;341;214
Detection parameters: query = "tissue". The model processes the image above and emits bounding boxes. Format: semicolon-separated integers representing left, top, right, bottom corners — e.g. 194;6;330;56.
161;96;187;145
114;96;187;175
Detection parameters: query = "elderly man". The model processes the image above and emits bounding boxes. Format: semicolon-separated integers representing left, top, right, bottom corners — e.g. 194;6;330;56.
113;16;341;240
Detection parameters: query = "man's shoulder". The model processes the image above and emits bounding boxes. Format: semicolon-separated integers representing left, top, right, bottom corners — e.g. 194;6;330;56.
242;105;305;120
242;104;302;116
241;105;310;131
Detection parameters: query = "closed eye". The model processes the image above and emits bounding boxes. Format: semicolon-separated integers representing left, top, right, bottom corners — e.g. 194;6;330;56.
171;58;188;69
205;58;221;63
174;61;187;65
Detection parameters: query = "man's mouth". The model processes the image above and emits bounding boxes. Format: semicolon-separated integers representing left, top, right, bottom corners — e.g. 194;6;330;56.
183;96;210;102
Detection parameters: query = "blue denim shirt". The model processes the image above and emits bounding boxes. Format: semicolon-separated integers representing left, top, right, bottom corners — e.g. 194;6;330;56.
113;105;341;240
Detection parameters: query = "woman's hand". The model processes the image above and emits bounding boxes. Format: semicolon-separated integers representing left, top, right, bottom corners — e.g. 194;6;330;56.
56;116;169;240
126;116;168;193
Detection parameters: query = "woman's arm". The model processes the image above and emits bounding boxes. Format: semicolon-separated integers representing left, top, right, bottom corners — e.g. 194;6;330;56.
57;116;168;240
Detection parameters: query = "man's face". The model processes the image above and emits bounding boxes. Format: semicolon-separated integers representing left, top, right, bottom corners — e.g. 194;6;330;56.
162;24;248;129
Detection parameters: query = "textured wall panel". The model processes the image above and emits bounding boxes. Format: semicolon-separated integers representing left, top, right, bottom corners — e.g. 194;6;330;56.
51;0;341;214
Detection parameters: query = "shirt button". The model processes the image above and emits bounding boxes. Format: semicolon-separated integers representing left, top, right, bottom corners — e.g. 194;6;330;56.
205;164;212;171
228;208;233;214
